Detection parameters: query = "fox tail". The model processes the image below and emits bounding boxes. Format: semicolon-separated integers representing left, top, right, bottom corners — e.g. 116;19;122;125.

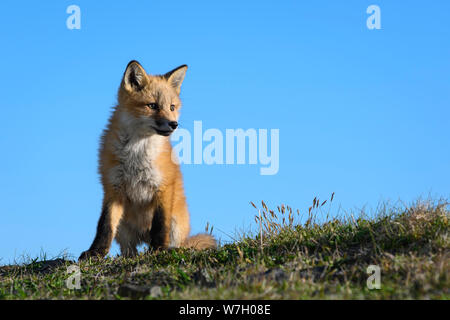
182;233;217;249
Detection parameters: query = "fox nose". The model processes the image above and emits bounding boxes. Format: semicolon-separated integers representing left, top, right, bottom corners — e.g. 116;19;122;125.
168;121;178;130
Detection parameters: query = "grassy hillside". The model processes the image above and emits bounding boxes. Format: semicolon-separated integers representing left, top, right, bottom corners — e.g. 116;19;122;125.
0;198;448;299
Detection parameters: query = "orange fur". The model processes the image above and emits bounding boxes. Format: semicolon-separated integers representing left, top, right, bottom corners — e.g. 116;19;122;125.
79;61;216;260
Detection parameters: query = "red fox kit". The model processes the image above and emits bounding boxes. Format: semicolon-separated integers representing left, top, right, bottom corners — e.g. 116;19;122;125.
79;61;216;260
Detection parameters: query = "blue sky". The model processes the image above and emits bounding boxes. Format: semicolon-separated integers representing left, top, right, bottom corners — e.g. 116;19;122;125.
0;1;449;264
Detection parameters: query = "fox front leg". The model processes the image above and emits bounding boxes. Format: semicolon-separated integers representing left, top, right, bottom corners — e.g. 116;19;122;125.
79;200;124;261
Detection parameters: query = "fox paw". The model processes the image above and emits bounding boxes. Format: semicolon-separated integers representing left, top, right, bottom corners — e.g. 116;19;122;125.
78;249;106;261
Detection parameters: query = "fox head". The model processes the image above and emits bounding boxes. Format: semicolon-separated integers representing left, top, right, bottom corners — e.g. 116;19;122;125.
118;60;187;136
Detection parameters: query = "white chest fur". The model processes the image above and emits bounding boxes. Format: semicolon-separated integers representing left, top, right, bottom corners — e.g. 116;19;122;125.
107;112;164;204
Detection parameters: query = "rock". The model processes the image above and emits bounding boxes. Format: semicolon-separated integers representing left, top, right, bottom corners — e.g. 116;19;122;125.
118;284;163;299
263;268;289;282
150;286;163;298
192;269;215;288
246;268;290;284
36;258;71;274
298;266;330;280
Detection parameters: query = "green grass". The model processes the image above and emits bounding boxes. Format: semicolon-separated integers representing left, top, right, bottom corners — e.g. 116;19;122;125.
0;197;448;299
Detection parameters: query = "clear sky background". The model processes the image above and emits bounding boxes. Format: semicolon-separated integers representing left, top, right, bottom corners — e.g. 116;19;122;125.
0;1;449;264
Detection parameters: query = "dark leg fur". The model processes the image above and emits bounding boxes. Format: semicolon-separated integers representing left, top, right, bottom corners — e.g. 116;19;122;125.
149;205;169;249
79;201;116;260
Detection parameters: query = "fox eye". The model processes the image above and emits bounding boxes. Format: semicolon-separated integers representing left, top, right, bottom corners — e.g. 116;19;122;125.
170;104;175;111
147;103;159;110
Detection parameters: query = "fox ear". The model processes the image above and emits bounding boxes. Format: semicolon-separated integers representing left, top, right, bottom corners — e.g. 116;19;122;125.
164;65;188;94
123;60;148;91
